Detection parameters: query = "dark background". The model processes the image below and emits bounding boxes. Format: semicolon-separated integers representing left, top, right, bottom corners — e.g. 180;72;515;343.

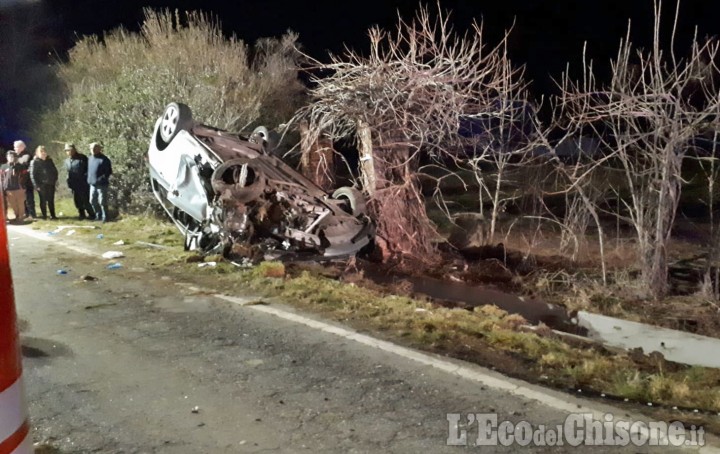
1;0;719;148
42;0;720;87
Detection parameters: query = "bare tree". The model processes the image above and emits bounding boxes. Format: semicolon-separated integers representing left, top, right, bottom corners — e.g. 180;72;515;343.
463;95;544;245
696;130;720;299
293;4;527;264
298;122;336;190
558;0;720;298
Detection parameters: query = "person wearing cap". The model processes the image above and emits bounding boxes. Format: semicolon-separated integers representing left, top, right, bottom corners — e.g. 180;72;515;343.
13;140;36;219
64;143;95;220
0;151;28;223
87;142;112;222
29;145;59;220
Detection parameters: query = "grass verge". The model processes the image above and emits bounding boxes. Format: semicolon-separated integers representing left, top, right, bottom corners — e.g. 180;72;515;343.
29;203;720;432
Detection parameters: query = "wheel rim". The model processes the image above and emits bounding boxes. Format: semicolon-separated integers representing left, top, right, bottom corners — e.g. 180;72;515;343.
160;105;179;141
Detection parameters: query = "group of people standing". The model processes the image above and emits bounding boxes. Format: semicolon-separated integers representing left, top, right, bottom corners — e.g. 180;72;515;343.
1;140;113;224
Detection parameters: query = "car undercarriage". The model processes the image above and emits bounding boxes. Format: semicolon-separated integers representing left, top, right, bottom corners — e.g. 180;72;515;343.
147;103;374;262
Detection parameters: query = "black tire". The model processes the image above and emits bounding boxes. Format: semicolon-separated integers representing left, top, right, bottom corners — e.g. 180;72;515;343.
332;186;366;217
158;102;193;147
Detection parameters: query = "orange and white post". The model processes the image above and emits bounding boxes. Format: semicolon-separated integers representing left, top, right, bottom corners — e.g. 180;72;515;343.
0;196;32;453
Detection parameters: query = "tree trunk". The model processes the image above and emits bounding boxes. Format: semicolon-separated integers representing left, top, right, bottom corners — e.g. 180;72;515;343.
357;121;376;196
368;142;438;264
299;123;335;190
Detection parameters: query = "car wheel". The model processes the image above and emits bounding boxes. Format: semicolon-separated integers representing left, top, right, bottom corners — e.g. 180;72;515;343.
249;126;280;152
158;102;193;146
332;186;366;217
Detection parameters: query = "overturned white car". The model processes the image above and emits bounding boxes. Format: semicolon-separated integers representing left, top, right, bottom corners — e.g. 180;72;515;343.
147;102;374;261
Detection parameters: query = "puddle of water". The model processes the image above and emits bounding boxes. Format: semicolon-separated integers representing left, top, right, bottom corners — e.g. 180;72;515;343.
359;264;577;332
21;337;73;359
577;311;720;368
358;262;720;368
409;276;575;329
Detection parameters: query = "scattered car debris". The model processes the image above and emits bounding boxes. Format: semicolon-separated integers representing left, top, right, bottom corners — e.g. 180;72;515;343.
101;251;125;259
230;258;254;268
147;102;375;262
136;241;170;249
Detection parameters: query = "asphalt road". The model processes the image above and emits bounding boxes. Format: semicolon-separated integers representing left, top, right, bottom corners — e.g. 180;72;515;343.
6;225;700;453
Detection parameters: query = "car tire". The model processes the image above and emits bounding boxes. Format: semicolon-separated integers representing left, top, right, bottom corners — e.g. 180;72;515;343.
332;186;366;217
158;102;193;147
249;126;280;153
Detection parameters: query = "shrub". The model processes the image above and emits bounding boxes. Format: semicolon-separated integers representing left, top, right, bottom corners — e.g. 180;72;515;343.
33;9;306;212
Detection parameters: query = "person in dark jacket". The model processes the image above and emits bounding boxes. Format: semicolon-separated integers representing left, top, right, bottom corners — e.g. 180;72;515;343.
29;145;59;220
13;140;36;219
1;151;28;223
64;143;95;220
87;142;112;222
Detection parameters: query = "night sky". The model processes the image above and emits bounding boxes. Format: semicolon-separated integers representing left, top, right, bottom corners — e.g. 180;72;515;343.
1;0;720;145
40;0;720;86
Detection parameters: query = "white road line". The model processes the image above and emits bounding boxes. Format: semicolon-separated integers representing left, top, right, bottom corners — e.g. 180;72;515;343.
216;294;520;391
10;225;719;451
9;225;97;256
216;294;720;451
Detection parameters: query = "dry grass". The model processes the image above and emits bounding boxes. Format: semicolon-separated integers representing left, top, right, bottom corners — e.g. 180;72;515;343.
31;207;720;424
254;261;286;278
